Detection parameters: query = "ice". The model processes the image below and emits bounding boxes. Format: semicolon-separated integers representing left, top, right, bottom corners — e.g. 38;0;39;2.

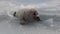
0;0;60;34
43;18;54;27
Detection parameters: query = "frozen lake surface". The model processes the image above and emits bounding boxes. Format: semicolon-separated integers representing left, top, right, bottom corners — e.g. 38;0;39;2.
0;0;60;34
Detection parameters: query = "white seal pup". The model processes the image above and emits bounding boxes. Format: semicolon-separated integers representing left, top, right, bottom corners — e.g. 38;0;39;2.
13;8;41;25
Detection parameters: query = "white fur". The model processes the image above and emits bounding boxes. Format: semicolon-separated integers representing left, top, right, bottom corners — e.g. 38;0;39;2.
14;8;39;24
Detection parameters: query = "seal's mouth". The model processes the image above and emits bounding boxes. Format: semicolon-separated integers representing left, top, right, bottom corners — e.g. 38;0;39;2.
34;16;40;21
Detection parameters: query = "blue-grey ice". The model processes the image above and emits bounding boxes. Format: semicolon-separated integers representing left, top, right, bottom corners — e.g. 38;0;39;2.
0;0;60;34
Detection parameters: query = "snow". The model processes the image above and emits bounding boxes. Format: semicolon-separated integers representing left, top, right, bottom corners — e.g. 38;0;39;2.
0;0;60;34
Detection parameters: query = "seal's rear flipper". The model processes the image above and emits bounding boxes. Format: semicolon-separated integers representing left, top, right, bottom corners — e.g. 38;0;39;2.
13;12;16;16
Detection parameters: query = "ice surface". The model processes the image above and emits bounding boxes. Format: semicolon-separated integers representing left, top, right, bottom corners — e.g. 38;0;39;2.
0;0;60;34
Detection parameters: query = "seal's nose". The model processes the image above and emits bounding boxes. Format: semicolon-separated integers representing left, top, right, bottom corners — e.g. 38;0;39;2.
34;16;40;21
36;17;40;21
